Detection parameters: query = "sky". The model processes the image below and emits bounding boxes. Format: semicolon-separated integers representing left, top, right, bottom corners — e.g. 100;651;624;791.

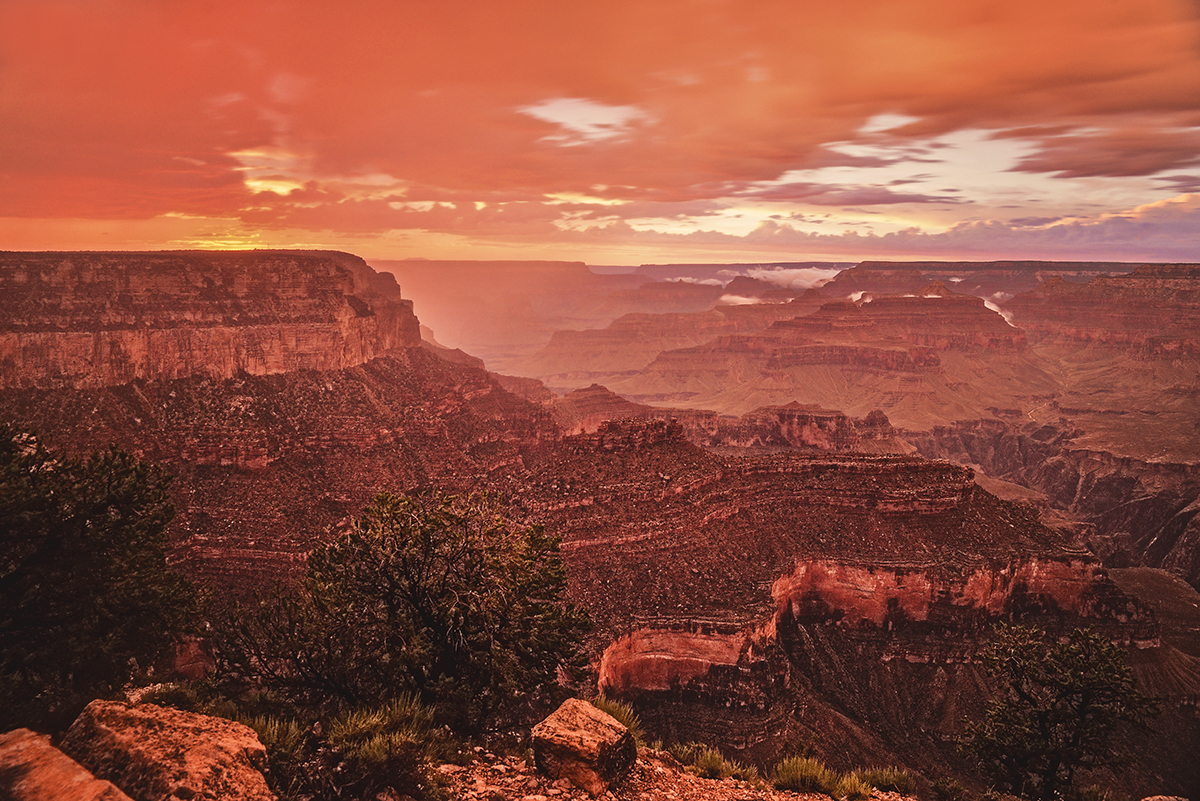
2;0;1200;264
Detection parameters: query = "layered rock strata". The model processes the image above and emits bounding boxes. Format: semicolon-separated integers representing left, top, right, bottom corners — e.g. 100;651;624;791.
1005;264;1200;355
0;251;552;589
912;418;1200;589
2;252;1197;797
511;291;827;392
822;260;1137;303
519;419;1187;792
0;251;420;388
604;288;1056;427
552;384;910;454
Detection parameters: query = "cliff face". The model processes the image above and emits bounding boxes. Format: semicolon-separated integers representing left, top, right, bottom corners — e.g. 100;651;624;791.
3;252;1197;797
0;251;542;589
0;251;421;388
508;292;828;392
550;385;911;454
527;420;1191;793
604;290;1056;428
911;418;1200;589
1005;264;1200;355
822;261;1136;303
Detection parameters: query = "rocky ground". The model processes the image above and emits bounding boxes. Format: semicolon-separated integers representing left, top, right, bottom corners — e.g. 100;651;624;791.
438;748;913;801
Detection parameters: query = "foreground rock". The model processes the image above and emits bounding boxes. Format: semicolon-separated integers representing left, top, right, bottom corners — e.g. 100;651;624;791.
0;728;132;801
532;699;637;796
440;747;910;801
59;701;275;801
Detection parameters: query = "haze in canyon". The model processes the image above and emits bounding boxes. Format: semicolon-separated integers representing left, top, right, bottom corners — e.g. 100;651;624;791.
3;1;1200;799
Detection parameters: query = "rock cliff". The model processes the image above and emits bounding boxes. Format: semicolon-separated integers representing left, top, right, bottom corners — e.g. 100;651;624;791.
509;292;826;393
822;260;1136;303
1005;264;1200;355
514;419;1196;794
911;418;1200;590
551;385;910;454
3;252;1198;798
604;288;1056;428
0;251;551;590
0;251;421;389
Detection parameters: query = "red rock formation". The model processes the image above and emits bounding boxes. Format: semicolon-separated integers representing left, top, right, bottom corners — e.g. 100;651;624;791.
2;252;1196;797
604;288;1053;427
531;699;636;796
60;701;275;801
1005;264;1200;356
911;418;1200;590
0;728;132;801
550;385;910;454
0;251;420;388
509;292;827;391
823;260;1136;302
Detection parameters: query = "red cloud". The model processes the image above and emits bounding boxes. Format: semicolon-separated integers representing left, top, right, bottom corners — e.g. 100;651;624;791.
1;0;1199;260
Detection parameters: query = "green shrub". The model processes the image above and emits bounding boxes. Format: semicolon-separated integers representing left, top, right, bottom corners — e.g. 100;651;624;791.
852;766;917;794
242;715;307;761
692;747;731;779
728;761;760;783
0;427;198;732
667;741;704;765
932;777;969;801
216;491;590;734
773;755;837;794
327;695;444;800
834;774;873;800
590;695;645;745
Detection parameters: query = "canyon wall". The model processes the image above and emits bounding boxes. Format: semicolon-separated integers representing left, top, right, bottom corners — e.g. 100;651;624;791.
550;384;909;453
0;251;421;388
911;418;1200;590
1006;264;1200;354
3;253;1197;796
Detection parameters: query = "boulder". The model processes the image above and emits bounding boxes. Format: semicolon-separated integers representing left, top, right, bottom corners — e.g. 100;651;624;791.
0;728;133;801
531;699;635;796
59;700;275;801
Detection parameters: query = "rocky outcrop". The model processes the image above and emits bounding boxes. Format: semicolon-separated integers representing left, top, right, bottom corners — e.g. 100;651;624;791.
60;701;274;801
1005;264;1200;355
604;289;1055;427
0;345;557;591
0;728;132;801
510;293;827;391
822;260;1135;303
3;252;1197;798
531;699;636;796
551;385;911;454
911;418;1200;589
0;251;421;389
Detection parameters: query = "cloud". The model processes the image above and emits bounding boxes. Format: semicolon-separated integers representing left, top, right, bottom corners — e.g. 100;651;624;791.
1010;124;1200;177
745;267;843;290
744;182;963;205
517;97;652;145
2;0;1200;261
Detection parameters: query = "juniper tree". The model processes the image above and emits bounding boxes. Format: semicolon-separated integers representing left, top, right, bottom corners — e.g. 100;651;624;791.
0;424;197;730
217;490;590;733
964;624;1156;800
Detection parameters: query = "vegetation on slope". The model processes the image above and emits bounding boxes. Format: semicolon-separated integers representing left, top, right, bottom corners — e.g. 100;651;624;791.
0;424;198;731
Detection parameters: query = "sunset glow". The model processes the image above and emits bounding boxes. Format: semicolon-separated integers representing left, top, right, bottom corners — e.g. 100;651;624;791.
3;0;1200;262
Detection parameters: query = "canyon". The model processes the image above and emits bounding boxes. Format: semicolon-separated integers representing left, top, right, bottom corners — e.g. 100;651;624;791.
1;251;1197;798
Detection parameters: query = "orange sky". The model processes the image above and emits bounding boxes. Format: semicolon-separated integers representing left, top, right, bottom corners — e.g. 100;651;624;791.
2;0;1200;263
